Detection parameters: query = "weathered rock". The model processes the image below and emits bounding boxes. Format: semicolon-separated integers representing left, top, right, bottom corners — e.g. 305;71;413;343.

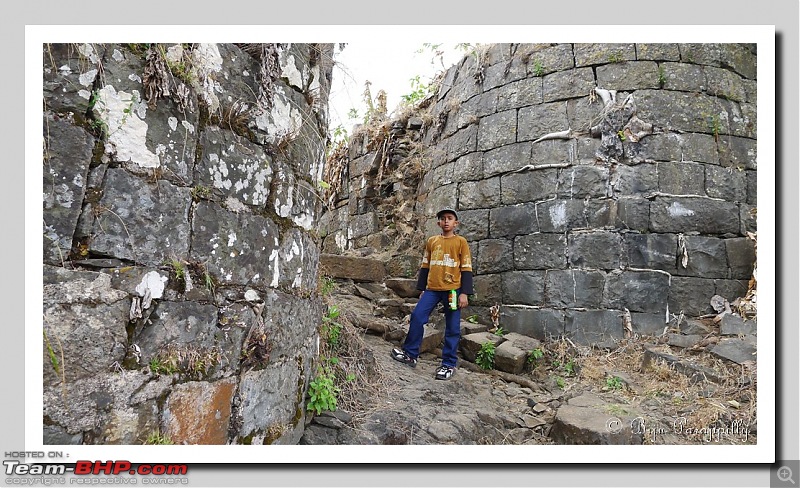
235;358;305;445
501;306;566;341
565;310;624;347
494;341;528;374
545;269;605;309
550;392;643;445
43;371;172;444
719;314;757;336
385;278;420;298
677;236;729;279
709;338;757;365
642;347;722;383
650;197;741;235
568;232;621;269
667;333;703;348
603;270;670;314
320;254;386;283
460;332;504;363
43;267;130;384
163;378;237;444
43;114;95;265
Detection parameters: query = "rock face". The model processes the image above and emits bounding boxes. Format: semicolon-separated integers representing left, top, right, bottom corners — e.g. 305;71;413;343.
321;42;757;347
42;43;334;445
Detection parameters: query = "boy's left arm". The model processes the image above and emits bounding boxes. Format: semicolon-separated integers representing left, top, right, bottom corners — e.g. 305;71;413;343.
459;270;473;308
459;237;474;309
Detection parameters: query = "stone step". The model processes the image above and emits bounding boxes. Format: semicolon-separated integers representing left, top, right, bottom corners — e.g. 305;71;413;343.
320;254;385;282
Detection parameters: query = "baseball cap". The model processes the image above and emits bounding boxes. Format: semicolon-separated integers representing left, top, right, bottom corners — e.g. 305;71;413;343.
436;207;458;220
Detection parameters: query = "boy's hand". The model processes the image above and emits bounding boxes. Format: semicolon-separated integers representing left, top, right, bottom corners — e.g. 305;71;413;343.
458;293;469;309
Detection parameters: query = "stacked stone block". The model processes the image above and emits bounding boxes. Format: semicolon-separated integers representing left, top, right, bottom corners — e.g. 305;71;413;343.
324;43;757;347
43;43;333;445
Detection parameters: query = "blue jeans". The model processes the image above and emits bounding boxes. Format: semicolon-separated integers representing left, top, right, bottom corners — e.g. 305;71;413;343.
402;289;461;368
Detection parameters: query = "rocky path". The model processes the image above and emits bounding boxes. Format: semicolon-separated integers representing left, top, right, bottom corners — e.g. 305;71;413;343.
300;276;757;446
302;332;555;445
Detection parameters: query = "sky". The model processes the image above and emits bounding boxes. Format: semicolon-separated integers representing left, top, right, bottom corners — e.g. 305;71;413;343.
327;42;466;136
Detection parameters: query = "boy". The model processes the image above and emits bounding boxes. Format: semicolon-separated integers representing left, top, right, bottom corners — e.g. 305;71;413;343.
391;208;474;380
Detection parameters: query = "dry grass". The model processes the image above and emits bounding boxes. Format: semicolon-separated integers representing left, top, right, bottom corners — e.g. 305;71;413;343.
318;297;391;425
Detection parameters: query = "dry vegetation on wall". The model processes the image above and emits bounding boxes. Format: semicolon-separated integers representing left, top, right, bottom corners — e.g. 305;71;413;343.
314;43;759;444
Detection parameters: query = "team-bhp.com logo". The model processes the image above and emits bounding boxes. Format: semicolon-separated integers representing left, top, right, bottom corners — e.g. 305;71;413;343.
4;460;188;484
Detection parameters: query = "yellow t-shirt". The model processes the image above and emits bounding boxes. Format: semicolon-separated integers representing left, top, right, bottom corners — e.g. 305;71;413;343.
421;235;473;291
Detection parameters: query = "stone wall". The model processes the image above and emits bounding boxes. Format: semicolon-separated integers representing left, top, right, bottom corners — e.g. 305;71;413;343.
42;43;333;445
321;43;757;346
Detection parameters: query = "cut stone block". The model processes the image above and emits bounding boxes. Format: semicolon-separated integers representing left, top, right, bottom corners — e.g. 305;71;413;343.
494;341;528;374
460;332;504;363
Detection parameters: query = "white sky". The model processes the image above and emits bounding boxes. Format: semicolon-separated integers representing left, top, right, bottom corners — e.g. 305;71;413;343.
327;42;466;134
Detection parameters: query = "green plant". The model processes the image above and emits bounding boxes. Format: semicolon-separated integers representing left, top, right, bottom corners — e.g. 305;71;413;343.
400;75;432;107
475;341;496;370
144;431;173;445
708;114;722;141
168;258;186;284
527;347;544;364
191;185;212;201
617;130;626;141
532;59;545;77
43;330;60;374
322;305;342;347
149;356;178;375
307;366;339;415
493;327;506;337
608;52;624;63
606;375;624;390
555;376;566;389
319;275;336;296
465;314;479;324
605;404;631;416
564;358;577;376
658;65;667;88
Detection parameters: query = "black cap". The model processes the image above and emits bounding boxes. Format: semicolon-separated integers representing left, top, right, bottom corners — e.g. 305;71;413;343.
436;207;458;220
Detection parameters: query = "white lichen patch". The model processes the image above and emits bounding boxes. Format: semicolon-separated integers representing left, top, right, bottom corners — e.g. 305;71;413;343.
244;289;261;302
79;69;98;87
165;44;184;64
227;231;237;247
168;117;179;131
135;271;167;299
269;249;280;288
292;211;313;230
77;43;101;65
181;120;195;134
191;43;224;113
208;154;232;190
231;159;272;206
279;53;305;90
253;86;302;145
668;201;695;217
275;183;295;218
95;85;159;168
224;196;248;214
335;233;348;251
292;267;303;288
549;201;567;227
112;49;125;62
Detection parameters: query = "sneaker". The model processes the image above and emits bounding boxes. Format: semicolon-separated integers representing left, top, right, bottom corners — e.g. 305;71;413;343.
390;348;417;368
435;365;454;380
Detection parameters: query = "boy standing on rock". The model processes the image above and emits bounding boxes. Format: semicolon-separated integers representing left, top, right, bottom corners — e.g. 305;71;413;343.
391;208;474;380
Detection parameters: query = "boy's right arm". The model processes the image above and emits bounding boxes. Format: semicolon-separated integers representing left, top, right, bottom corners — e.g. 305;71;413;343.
416;268;429;291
